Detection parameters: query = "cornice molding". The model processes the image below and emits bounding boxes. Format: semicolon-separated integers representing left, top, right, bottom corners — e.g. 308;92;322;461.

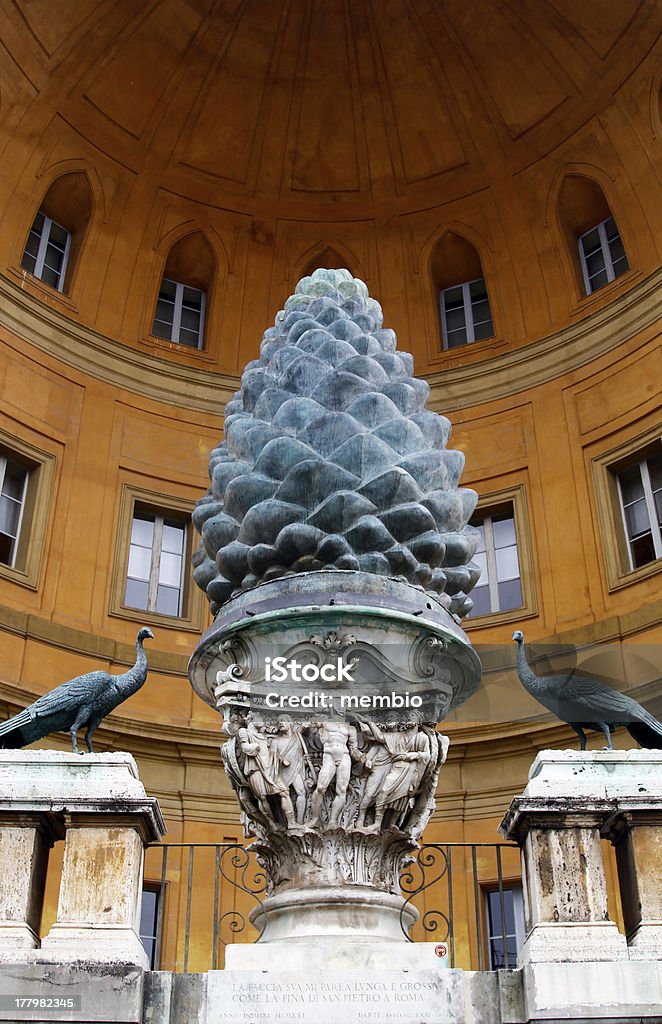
0;269;660;415
0;275;238;413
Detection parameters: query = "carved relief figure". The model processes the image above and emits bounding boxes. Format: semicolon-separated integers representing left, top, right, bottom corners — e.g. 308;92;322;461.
356;720;431;831
308;718;364;829
271;714;310;824
237;712;296;828
373;724;431;830
355;718;401;828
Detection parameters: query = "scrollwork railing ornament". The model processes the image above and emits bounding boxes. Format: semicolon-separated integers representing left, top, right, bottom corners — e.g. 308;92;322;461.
399;844;450;942
217;843;267;941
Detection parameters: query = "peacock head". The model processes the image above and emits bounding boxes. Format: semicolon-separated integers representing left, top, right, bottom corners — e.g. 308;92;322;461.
512;630;524;644
137;627;155;643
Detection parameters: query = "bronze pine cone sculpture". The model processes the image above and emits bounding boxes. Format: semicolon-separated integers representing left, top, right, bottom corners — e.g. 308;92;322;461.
192;269;481;618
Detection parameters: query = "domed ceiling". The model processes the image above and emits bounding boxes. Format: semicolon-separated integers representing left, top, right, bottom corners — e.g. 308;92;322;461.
4;0;658;216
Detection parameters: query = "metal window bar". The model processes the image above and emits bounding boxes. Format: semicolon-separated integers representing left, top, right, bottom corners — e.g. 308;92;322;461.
471;845;484;970
447;845;454;968
147;843;268;973
496;845;509;970
152;844;168;970
183;845;195;972
212;845;221;970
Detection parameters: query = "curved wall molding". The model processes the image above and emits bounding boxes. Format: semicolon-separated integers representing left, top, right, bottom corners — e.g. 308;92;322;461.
426;267;661;411
0;274;238;412
1;268;660;414
1;595;658;733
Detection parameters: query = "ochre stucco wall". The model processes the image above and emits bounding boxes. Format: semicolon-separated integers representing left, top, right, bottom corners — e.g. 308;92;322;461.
0;1;659;966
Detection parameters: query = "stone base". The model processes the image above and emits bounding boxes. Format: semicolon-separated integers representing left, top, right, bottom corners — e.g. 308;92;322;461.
206;967;498;1024
0;962;144;1023
520;960;662;1022
225;939;449;971
38;923;149;969
523;750;662;799
0;958;657;1023
518;922;628;965
135;960;662;1024
0;921;39;951
0;750;156;803
625;922;662;961
249;885;417;943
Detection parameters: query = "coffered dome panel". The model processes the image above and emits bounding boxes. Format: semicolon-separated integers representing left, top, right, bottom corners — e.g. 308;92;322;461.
5;0;658;211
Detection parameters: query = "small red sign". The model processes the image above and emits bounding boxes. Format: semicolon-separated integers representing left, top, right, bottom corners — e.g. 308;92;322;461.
434;943;448;958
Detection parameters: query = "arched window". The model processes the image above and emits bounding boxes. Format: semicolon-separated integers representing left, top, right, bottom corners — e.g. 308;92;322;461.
430;232;494;350
20;172;93;293
558;175;629;296
302;247;352;278
152;232;215;350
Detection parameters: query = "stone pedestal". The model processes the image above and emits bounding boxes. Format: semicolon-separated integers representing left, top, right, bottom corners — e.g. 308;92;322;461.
502;798;627;963
500;749;662;970
189;571;480;953
41;824;150;966
0;816;62;950
0;751;164;968
603;798;662;960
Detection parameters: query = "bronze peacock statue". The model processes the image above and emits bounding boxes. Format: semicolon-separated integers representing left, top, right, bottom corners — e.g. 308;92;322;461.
513;629;662;750
0;626;154;754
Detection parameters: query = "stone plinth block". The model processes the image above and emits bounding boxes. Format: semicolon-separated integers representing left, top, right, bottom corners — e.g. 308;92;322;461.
603;797;662;961
0;962;144;1023
521;960;662;1022
205;968;501;1024
0;820;61;952
500;796;628;966
0;750;164;968
523;748;662;799
40;826;148;968
0;750;158;806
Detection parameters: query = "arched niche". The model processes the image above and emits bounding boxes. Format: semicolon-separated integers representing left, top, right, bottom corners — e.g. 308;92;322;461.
557;174;628;295
429;232;494;349
302;247;353;277
163;231;216;293
152;231;216;349
21;171;93;294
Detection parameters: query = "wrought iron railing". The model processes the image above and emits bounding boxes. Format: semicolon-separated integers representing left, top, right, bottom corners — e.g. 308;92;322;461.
144;840;521;973
399;842;521;969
